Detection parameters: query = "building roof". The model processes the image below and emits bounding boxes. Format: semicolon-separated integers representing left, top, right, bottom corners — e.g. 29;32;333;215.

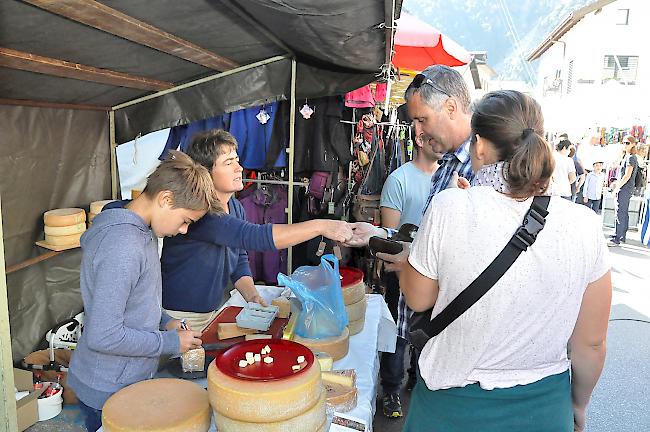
526;0;616;61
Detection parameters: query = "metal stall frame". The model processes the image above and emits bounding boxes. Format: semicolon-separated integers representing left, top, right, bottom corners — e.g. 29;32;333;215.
108;55;298;272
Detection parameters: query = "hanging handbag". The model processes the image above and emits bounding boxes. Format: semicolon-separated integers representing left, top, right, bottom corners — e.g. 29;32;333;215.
408;195;551;351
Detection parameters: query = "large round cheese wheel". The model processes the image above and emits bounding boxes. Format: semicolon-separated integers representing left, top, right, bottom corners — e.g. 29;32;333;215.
44;233;82;246
345;296;367;322
90;199;115;215
340;266;365;305
342;280;365;305
214;389;326;432
102;378;211;432
88;212;98;222
44;222;86;236
293;327;349;361
348;316;365;336
43;208;86;227
208;357;322;423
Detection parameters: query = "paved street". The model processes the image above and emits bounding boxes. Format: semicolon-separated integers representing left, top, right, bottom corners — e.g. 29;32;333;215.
374;221;650;432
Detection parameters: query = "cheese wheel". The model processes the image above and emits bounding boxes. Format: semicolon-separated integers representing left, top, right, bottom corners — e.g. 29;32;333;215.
293;327;349;361
348;316;365;336
345;296;367;322
342;280;365;305
102;378;211;432
44;233;82;246
214;389;326;432
88;212;98;222
90;199;115;215
43;208;85;227
44;222;86;236
324;382;358;413
208;357;322;423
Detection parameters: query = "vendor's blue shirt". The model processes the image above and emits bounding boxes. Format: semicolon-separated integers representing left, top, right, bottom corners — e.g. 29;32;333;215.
103;198;275;313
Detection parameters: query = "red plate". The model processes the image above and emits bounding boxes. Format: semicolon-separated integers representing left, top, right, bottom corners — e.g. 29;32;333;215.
340;266;364;288
216;339;314;382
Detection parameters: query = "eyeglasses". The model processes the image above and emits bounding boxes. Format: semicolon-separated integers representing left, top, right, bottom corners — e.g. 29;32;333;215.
411;74;451;98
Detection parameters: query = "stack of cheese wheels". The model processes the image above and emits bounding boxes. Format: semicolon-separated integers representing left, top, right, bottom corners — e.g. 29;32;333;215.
102;378;211;432
340;266;367;335
209;339;327;431
88;199;115;226
43;208;86;247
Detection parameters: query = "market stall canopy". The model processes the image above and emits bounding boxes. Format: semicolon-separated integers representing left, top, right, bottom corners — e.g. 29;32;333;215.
393;12;471;72
0;0;402;143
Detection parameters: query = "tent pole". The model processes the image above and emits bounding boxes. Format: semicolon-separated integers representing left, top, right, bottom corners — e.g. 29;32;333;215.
112;55;289;112
287;58;297;274
0;196;19;432
109;111;118;200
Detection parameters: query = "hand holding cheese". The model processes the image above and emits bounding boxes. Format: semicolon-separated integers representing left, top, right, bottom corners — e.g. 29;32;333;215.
178;329;203;353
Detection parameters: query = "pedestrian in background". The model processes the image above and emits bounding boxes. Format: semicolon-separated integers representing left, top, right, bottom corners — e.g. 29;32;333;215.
583;161;605;213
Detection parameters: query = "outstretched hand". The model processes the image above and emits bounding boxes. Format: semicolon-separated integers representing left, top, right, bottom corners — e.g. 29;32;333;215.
341;222;385;248
320;220;354;244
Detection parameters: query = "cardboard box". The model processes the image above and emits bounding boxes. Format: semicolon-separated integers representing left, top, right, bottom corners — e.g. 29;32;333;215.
14;368;47;432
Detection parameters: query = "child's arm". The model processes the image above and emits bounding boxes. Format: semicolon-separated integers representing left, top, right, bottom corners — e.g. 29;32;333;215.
84;231;180;357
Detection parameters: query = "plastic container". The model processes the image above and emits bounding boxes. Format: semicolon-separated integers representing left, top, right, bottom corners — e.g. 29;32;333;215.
37;383;63;421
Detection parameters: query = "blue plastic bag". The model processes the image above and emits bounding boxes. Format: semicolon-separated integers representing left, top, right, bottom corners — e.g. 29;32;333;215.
277;254;348;339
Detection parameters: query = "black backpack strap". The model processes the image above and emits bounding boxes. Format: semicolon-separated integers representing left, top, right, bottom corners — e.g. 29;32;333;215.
408;195;551;351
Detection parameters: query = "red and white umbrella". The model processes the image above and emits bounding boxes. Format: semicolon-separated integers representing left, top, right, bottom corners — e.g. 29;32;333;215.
393;12;471;71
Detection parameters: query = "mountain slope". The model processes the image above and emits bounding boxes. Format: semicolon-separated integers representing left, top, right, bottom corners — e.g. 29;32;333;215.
403;0;594;84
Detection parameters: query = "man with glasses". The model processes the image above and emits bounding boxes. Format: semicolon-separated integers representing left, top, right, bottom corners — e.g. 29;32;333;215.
345;66;475;414
609;135;639;246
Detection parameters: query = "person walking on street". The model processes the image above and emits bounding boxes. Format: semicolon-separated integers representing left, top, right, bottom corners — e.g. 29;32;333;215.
609;136;639;246
583;161;605;213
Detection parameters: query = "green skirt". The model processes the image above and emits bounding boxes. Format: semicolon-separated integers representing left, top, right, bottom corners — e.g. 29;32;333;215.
404;370;572;432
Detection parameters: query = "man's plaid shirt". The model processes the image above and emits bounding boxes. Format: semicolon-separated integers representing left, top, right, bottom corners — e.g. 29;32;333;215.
396;138;474;339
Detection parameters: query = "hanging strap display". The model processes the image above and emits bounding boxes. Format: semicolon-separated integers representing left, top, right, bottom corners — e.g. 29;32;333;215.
408;195;551;351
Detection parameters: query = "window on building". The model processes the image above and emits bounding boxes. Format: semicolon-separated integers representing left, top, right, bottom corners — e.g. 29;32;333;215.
602;55;638;85
616;8;630;25
567;60;574;94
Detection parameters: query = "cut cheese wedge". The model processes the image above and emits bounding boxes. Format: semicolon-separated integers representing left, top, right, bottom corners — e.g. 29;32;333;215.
342;280;365;305
44;222;86;236
43;208;85;227
345;296;367;322
314;351;333;372
321;369;356;388
90;199;115;215
44;233;82;246
324;381;358;413
217;323;259;340
293;327;349;361
208;357;322;423
102;378;210;432
348;316;365;336
214;389;326;432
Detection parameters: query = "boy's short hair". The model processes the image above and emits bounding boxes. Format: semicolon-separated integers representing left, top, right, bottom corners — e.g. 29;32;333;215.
186;129;238;170
143;150;222;214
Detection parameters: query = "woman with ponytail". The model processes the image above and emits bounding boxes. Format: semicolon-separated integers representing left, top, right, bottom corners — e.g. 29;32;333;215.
400;91;612;432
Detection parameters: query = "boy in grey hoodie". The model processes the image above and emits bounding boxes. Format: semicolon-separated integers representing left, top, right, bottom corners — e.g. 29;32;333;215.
67;151;220;432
